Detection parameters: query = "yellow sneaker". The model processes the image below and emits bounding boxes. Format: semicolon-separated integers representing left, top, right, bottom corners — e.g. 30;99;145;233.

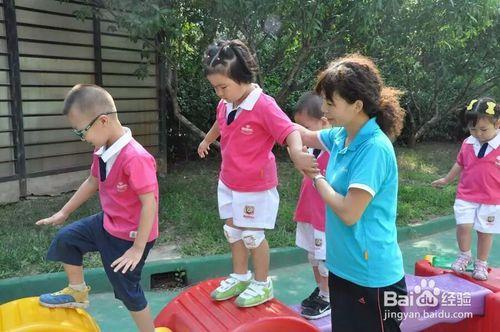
39;286;90;309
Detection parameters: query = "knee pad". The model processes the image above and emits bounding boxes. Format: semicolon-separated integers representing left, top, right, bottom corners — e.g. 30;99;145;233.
241;230;265;249
223;224;242;243
318;260;329;277
308;253;320;267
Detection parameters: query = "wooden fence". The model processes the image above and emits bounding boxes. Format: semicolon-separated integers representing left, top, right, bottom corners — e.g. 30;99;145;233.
0;0;167;202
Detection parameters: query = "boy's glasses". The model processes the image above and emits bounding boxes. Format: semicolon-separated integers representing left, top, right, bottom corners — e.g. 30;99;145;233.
72;112;116;140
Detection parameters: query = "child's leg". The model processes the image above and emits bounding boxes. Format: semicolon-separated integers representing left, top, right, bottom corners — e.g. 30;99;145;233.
211;220;251;301
473;231;492;280
452;224;474;273
312;265;322;285
64;263;85;284
129;305;155;332
456;224;473;252
226;218;249;274
235;228;273;307
40;214;102;308
250;236;269;282
476;231;493;262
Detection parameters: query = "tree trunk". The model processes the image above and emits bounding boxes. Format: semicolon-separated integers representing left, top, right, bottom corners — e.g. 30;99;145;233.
275;42;311;107
164;66;220;150
405;107;417;148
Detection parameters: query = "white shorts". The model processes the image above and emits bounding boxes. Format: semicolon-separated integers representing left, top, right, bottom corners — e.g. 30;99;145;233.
454;199;500;234
295;222;326;260
217;180;279;229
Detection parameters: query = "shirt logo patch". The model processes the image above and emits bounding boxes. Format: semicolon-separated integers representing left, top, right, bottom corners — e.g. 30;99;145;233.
314;238;323;248
243;205;255;218
240;125;254;135
116;182;128;192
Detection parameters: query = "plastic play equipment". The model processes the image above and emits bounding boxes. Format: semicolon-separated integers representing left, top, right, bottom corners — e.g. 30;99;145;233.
154;277;319;332
0;297;100;332
400;274;491;331
414;257;500;331
424;255;473;272
416;256;500;293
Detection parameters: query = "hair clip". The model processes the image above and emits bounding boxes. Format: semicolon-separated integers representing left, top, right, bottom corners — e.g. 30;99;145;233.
466;99;477;111
486;101;496;115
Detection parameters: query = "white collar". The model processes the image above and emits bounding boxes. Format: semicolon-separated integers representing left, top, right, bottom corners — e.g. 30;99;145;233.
226;84;262;112
465;131;500;149
95;127;132;162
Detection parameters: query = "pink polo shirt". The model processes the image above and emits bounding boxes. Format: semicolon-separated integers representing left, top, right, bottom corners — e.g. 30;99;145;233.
294;150;329;231
91;139;159;241
456;135;500;205
217;90;296;192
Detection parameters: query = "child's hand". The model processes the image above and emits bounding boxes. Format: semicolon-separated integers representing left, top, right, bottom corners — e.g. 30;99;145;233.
35;211;68;226
197;140;211;158
431;178;448;188
290;146;319;174
111;245;144;274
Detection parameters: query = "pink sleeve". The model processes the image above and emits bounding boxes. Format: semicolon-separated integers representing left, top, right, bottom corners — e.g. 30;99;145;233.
456;141;466;166
90;155;98;178
125;156;158;194
261;100;296;145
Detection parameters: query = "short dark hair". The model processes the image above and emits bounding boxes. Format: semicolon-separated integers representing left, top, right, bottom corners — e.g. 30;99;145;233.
203;39;259;84
464;97;499;127
295;92;323;119
62;84;116;115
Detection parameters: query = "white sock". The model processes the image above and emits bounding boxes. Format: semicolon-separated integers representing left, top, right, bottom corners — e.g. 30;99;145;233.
252;278;269;287
319;289;329;302
476;259;488;265
231;271;252;282
461;250;472;257
69;282;87;291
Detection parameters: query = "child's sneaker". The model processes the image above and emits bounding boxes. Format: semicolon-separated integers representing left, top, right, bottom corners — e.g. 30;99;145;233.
300;295;331;320
211;275;250;301
301;287;320;308
451;253;472;273
472;260;488;281
39;286;90;308
235;278;273;307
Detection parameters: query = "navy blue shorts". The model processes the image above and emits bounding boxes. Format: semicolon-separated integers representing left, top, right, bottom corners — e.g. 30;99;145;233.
47;212;155;311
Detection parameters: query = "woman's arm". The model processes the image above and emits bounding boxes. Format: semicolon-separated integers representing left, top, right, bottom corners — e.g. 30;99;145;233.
314;177;372;226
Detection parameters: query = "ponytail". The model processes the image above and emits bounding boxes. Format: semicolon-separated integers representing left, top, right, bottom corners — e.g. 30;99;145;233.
377;87;405;140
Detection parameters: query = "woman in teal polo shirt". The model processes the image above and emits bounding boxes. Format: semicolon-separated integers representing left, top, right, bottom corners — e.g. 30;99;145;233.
299;54;407;332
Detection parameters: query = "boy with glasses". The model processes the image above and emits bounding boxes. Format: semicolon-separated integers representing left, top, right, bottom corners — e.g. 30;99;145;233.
36;84;160;332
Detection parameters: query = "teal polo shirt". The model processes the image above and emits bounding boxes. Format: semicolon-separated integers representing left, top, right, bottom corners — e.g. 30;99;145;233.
318;118;404;287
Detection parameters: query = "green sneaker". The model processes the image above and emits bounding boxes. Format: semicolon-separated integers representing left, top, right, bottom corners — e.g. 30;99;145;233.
211;275;251;301
235;279;273;307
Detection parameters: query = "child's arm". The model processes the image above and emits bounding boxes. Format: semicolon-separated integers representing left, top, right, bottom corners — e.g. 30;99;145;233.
35;175;99;226
111;192;156;274
295;124;325;149
286;130;319;174
198;121;220;158
431;162;462;188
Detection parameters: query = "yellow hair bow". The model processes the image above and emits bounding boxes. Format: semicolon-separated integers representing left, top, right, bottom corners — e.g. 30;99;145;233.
466;99;477;111
486;102;496;115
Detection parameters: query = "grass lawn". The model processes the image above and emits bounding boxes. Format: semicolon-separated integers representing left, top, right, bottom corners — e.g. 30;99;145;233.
0;142;458;279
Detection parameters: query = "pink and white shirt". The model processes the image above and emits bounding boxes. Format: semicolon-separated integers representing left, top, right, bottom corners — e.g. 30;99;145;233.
91;129;159;242
294;150;329;231
456;132;500;205
216;86;296;192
